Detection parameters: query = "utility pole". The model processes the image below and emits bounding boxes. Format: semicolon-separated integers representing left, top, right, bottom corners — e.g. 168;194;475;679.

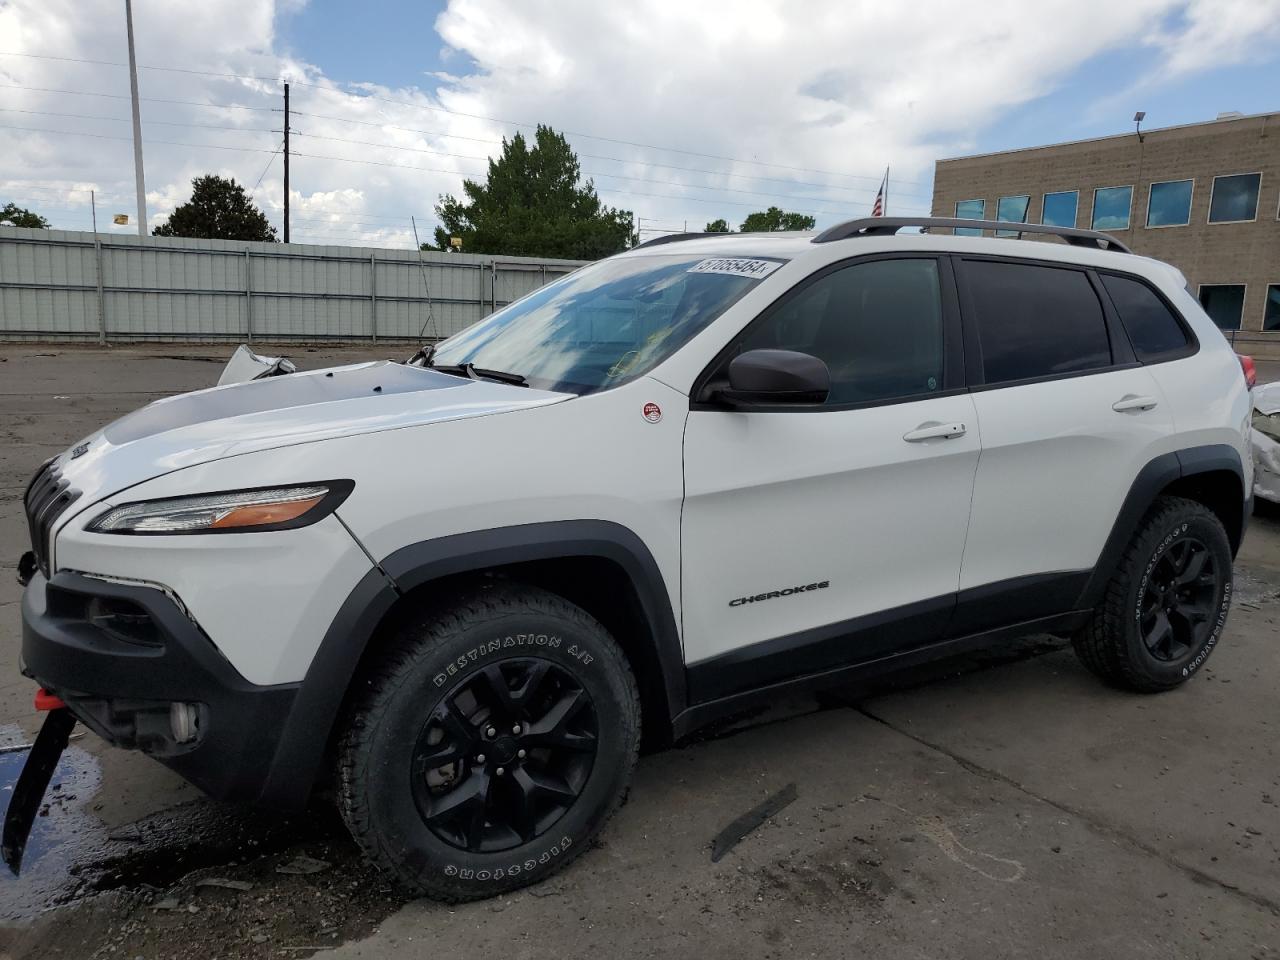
283;82;290;243
124;0;147;235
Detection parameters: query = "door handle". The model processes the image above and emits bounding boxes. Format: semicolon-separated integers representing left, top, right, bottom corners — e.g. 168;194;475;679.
903;421;967;442
1112;395;1158;413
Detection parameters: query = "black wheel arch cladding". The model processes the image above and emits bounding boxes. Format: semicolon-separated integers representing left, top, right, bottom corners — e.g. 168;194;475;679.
1076;443;1245;612
259;519;683;809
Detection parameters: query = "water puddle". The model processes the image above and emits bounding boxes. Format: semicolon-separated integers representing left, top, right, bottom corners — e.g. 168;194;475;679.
0;733;103;920
0;724;341;923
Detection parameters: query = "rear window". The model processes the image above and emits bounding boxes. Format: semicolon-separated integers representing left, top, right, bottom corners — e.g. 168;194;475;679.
1100;274;1191;362
964;260;1112;385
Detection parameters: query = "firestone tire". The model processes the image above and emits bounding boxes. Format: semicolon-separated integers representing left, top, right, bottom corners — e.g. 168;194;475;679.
1072;496;1233;692
336;585;641;902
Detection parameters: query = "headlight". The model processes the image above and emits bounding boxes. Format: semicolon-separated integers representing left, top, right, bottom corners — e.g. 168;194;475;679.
87;481;353;535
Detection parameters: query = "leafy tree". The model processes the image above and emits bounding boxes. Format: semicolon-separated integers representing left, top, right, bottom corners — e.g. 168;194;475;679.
739;207;816;232
153;175;277;241
704;218;731;233
433;125;635;258
1;202;49;228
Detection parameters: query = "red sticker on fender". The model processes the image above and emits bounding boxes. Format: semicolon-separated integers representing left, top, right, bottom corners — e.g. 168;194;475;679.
643;402;662;423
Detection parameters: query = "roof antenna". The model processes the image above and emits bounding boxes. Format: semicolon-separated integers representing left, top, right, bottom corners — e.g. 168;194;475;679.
1134;111;1146;143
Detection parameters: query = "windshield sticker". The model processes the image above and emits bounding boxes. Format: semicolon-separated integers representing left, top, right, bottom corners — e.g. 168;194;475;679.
688;258;783;280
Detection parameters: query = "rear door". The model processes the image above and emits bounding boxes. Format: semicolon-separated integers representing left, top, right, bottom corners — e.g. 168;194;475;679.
680;255;981;699
953;256;1175;632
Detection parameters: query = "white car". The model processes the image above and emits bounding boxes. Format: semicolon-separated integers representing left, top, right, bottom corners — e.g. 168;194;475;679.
15;217;1254;899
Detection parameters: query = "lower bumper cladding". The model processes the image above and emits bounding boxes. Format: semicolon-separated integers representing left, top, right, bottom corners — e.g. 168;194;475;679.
20;570;299;804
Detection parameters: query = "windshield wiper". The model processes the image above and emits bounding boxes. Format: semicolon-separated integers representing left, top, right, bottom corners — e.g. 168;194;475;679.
429;361;528;387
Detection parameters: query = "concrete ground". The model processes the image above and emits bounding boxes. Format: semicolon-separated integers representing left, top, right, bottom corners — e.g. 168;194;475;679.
0;343;1277;959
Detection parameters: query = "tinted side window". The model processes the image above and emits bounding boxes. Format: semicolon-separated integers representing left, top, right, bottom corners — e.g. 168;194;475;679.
964;260;1111;385
736;258;944;405
1100;274;1190;361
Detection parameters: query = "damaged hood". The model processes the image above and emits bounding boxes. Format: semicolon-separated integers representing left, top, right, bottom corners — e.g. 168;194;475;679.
52;360;569;504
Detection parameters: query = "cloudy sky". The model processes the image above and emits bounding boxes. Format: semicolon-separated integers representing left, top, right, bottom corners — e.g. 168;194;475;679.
2;0;1278;247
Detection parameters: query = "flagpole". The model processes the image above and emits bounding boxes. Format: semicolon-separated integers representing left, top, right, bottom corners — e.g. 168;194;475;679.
884;165;889;217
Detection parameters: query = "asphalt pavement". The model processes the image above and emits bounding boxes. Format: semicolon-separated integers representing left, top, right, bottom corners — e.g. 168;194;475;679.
0;343;1277;960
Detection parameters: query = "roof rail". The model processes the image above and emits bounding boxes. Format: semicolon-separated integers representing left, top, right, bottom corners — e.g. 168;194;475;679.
632;231;720;250
632;229;812;250
811;217;1133;254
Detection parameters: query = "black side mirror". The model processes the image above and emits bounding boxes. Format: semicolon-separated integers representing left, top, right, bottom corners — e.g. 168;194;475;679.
717;349;830;406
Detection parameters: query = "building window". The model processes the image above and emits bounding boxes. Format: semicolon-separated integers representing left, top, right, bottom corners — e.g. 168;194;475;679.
1208;173;1261;223
1265;285;1280;332
995;195;1030;236
1146;179;1194;228
1041;191;1078;228
1091;186;1133;231
1198;284;1245;331
954;199;985;237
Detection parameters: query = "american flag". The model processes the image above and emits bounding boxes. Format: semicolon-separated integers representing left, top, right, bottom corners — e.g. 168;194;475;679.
870;167;888;217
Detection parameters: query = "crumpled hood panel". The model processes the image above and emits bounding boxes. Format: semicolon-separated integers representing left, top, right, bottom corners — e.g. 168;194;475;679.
53;360;568;507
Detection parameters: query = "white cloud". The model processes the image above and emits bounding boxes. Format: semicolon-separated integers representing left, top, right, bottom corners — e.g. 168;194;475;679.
0;0;1275;247
1149;0;1280;77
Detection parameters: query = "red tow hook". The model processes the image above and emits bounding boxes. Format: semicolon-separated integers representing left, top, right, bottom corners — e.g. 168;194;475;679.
33;688;65;711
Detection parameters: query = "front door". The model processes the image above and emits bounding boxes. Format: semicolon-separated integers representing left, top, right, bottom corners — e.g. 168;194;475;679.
680;255;980;701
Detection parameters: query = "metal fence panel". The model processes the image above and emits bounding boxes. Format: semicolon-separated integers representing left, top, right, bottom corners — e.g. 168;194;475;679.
0;227;586;342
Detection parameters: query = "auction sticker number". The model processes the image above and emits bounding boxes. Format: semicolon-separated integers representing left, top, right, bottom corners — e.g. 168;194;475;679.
687;258;783;280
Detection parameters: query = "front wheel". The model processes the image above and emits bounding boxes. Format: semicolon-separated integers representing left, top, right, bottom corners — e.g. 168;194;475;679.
337;585;641;901
1073;496;1233;692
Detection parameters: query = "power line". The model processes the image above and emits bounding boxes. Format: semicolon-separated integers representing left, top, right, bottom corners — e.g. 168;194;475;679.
6;78;928;199
0;82;277;112
289;130;862;207
289;106;928;200
3;99;919;204
0;51;282;84
0;50;929;188
4;121;924;217
291;83;927;187
0;122;278;154
0;106;275;134
251;140;285;192
289;149;848;215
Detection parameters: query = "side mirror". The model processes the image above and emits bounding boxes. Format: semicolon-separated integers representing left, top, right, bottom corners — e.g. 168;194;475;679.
717;349;830;406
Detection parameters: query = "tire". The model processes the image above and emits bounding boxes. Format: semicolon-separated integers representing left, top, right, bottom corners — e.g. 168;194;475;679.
336;584;641;901
1073;496;1233;692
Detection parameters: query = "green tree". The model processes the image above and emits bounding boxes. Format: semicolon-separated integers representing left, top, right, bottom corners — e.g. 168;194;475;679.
739;206;816;232
153;175;277;241
1;202;50;228
433;125;635;258
704;218;731;233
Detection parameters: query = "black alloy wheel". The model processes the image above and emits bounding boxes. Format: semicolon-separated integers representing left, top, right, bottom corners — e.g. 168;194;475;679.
1137;535;1219;663
1073;495;1233;693
411;658;599;853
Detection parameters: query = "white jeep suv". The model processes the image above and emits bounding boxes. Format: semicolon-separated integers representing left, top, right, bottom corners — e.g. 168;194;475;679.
15;217;1253;899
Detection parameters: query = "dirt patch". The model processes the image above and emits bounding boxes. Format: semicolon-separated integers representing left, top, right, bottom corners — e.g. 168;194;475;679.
0;829;411;960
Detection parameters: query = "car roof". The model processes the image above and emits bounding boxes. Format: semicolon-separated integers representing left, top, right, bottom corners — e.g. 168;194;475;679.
618;229;1180;286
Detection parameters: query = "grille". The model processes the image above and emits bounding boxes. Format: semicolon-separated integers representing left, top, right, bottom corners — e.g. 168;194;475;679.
24;458;80;577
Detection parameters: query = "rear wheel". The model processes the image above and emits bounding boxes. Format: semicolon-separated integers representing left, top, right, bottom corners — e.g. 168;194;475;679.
337;585;641;901
1073;496;1233;692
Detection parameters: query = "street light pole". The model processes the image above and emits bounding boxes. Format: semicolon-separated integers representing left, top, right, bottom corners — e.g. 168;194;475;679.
124;0;147;236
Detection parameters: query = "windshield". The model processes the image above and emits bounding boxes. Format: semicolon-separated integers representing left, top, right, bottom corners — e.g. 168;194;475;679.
428;253;783;394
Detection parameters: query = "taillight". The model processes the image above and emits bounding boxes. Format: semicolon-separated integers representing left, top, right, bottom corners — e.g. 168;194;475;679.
1238;354;1257;389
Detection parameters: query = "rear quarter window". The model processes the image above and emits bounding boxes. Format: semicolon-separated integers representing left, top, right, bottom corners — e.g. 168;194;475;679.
1099;273;1193;362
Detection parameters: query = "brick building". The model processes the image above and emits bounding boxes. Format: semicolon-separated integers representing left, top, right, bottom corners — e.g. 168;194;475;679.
931;111;1280;353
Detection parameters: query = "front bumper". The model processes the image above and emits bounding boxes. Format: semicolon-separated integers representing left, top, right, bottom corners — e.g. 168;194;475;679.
20;570;298;804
